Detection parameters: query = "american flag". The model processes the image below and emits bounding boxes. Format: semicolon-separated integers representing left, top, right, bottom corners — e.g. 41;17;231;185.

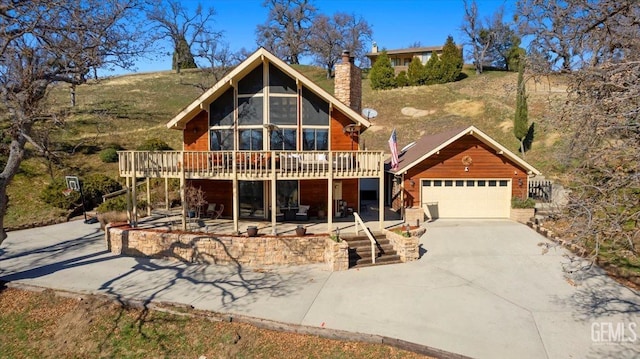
389;128;399;171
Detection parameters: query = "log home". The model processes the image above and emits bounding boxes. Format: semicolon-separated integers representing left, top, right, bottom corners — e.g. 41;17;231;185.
118;48;385;233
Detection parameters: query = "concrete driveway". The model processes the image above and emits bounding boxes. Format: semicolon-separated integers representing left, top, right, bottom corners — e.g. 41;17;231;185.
1;219;638;358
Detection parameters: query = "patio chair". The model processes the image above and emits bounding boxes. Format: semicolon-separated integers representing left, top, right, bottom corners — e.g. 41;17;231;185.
295;205;310;221
205;203;216;218
206;203;224;219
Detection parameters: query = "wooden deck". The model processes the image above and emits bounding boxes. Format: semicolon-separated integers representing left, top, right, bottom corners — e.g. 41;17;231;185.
118;150;385;180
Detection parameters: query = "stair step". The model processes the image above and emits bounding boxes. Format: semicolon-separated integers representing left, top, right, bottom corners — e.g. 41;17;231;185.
342;238;389;247
349;245;396;257
349;254;402;268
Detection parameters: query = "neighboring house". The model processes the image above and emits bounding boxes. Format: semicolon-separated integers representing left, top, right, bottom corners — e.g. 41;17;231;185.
385;126;541;221
118;48;385;233
366;43;445;74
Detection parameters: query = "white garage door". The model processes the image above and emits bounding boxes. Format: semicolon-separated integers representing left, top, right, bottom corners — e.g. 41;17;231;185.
421;179;511;218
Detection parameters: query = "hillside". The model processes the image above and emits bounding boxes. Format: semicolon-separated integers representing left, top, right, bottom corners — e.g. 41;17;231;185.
5;66;567;230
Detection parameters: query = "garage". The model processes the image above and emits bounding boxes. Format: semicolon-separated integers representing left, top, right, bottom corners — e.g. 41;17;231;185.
386;126;541;220
421;179;511;218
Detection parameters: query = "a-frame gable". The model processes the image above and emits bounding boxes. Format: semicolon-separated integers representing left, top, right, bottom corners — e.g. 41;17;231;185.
166;47;370;130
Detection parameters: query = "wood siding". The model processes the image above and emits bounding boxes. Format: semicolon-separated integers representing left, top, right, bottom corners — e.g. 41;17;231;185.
184;111;209;151
188;179;233;217
330;108;359;150
399;136;529;209
300;179;327;216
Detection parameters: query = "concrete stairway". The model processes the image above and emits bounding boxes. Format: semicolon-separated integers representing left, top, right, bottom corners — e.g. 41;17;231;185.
340;232;402;268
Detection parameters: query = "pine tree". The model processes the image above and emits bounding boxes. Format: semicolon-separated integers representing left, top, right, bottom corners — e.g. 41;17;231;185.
396;70;409;87
424;52;441;84
513;63;529;157
407;57;425;85
369;51;397;90
439;35;463;82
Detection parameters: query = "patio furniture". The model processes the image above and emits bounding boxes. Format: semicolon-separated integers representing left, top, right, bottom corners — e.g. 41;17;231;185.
206;203;224;219
295;205;310;221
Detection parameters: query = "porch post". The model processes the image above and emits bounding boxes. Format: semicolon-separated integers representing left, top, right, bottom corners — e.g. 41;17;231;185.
146;177;151;217
232;152;239;234
126;176;132;224
271;152;277;235
379;155;384;230
164;177;169;210
180;155;186;231
327;151;333;233
400;173;405;221
131;154;137;227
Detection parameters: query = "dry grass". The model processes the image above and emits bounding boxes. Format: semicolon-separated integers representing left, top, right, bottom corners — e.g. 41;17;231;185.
0;287;431;359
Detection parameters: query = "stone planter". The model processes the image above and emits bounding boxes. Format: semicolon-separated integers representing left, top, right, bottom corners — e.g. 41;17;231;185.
510;208;535;224
247;225;259;237
295;225;307;236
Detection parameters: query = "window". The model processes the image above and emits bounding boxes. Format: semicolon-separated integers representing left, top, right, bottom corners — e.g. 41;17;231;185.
238;97;263;125
422;180;431;186
270;129;297;150
489;180;497;187
238;64;263;94
477;180;486;187
434;180;442;187
445;180;453;187
456;180;464;187
499;180;508;187
302;88;329;125
466;180;475;187
269;97;297;125
277;180;298;207
209;88;234;126
210;130;234;151
239;129;263;150
269;65;296;94
302;129;328;150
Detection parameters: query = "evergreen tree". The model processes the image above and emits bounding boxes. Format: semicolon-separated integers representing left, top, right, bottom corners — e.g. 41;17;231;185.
369;51;397;90
439;36;463;82
513;64;529;157
424;52;442;84
396;71;409;87
407;57;425;85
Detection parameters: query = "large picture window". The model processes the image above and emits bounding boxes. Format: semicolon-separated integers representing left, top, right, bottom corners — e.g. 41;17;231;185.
270;129;297;150
209;88;234;126
269;97;297;125
238;97;263;125
238;64;263;94
209;129;234;150
302;87;329;126
302;129;328;150
239;129;263;150
269;65;296;94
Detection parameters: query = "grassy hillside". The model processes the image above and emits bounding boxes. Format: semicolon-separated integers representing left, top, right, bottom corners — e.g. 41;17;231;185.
5;66;566;230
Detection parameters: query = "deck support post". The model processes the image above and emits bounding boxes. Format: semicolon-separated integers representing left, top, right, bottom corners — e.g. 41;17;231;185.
164;177;169;210
131;155;137;228
271;152;277;235
126;176;132;224
232;153;239;234
146;177;151;217
379;156;384;230
180;157;186;231
327;152;334;233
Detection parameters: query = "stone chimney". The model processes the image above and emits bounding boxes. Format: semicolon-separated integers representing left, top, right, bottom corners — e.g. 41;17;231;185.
334;50;362;114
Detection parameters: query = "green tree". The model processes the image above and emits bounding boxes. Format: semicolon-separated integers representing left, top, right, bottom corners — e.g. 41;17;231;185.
424;52;442;84
439;36;463;82
369;51;396;90
513;64;529;157
406;57;425;85
395;71;409;87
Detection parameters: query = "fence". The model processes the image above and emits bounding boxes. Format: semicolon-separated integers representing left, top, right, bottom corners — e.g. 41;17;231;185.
529;180;552;202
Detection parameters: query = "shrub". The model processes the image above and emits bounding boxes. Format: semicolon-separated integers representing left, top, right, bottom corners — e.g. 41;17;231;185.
99;148;118;163
407;57;425;85
439;35;463;83
82;174;122;208
395;71;409;87
41;179;80;210
97;196;147;213
137;138;172;151
369;51;397;90
511;197;536;209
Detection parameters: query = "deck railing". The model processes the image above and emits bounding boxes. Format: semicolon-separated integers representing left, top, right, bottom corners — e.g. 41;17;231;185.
118;150;384;180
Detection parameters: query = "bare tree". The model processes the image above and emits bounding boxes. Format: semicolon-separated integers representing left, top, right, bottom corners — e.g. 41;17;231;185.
147;0;220;73
188;38;243;92
521;0;640;260
485;6;522;71
461;0;493;74
0;0;142;244
256;0;317;64
309;13;372;78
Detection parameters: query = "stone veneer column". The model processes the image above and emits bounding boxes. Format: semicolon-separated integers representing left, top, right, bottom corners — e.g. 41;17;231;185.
334;51;362;114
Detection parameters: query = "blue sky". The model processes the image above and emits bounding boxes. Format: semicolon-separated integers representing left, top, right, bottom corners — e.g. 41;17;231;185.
129;0;514;74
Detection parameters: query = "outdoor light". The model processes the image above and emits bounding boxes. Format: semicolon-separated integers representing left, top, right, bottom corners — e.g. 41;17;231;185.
410;179;415;187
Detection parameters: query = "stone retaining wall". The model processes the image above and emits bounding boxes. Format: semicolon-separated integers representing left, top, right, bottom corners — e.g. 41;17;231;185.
384;227;424;262
510;208;535;224
106;224;339;268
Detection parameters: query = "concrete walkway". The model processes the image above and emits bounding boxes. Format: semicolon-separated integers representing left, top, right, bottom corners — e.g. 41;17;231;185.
1;219;638;358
